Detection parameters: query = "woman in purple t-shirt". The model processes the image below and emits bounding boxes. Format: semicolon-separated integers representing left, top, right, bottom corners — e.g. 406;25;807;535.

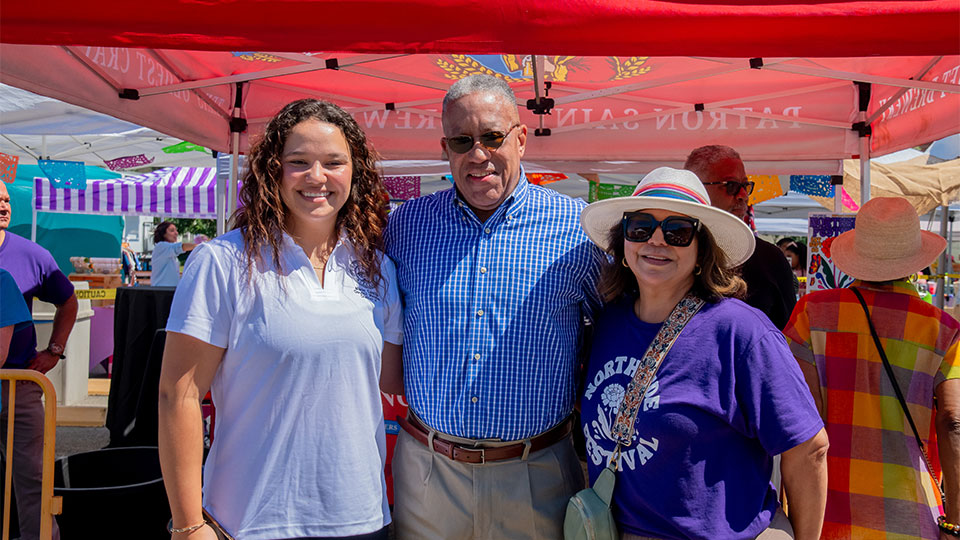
578;167;828;540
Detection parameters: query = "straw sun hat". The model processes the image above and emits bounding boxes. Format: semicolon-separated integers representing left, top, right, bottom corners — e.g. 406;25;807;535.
830;197;945;282
580;167;756;268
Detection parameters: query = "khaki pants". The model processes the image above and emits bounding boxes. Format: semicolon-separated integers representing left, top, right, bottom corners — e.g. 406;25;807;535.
1;380;60;540
621;508;794;540
392;428;584;540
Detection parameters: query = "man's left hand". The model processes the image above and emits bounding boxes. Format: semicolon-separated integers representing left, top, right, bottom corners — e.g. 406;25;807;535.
29;350;62;374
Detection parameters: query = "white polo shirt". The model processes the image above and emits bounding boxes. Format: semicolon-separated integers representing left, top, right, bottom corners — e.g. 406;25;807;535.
166;229;402;539
151;241;184;286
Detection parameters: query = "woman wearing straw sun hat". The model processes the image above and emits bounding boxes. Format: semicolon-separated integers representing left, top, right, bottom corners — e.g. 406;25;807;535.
576;167;828;540
783;196;960;540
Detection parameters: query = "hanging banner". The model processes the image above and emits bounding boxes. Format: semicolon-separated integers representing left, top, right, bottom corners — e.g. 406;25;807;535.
383;175;421;200
840;187;860;212
0;152;19;183
162;141;208;154
588;180;634;202
527;172;567;186
104;154;155;170
747;174;783;205
807;213;856;292
38;159;87;189
790;175;834;197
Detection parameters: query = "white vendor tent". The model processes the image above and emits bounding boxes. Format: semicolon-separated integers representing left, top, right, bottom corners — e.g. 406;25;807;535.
0;84;216;169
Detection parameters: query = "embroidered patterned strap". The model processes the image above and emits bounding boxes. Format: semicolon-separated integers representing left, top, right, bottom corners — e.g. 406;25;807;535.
610;293;705;446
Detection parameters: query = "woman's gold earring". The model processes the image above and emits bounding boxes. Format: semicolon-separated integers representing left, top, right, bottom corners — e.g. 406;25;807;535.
621;258;630;268
694;265;702;276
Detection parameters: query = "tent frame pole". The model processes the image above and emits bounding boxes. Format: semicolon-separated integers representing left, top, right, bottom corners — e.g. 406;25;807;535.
938;205;949;309
857;82;871;204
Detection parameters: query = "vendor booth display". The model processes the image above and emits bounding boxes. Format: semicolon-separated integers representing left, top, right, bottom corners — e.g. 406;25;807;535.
33;166;218;219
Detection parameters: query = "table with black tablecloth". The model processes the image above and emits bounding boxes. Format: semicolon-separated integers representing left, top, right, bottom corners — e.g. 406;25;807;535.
106;286;176;447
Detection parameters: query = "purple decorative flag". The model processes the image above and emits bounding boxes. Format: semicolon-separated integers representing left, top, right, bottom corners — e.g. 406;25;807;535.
383;175;421;200
38;159;86;189
104;154;155;170
0;152;18;183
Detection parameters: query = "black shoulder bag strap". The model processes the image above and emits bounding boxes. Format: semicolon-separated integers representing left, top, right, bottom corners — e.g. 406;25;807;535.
851;286;946;504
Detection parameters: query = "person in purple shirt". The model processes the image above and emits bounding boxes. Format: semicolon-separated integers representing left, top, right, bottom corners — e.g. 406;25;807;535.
1;268;32;365
578;167;828;540
0;180;77;540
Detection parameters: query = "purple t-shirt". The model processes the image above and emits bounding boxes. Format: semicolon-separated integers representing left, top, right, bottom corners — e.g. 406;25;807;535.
580;296;822;540
0;231;74;368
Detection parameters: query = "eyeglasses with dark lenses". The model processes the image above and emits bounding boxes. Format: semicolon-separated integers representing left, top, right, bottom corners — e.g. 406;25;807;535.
621;212;700;247
702;180;755;196
445;124;522;154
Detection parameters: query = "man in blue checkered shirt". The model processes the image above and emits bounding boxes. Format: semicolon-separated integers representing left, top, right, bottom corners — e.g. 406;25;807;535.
384;74;605;539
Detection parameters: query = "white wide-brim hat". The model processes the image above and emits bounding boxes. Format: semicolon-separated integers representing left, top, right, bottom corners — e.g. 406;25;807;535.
580;167;756;268
831;197;945;282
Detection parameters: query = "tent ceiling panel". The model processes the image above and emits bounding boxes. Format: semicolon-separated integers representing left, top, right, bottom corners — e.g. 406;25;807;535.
1;1;957;57
1;48;956;173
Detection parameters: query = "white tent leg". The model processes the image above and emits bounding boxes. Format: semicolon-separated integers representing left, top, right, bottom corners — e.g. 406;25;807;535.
31;206;37;242
938;205;949;309
229;131;239;220
859;129;871;203
216;164;225;236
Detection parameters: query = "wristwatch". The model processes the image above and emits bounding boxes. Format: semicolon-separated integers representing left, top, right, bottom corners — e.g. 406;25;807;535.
46;343;66;359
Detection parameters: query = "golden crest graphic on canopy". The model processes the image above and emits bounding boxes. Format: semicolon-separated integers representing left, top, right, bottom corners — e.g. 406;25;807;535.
437;55;651;82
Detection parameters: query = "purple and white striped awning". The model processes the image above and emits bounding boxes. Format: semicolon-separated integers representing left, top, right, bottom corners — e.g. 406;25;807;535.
34;167;217;218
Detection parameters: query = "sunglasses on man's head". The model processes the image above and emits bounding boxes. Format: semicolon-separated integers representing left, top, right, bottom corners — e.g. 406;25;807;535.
621;212;700;247
445;124;522;154
702;180;755;196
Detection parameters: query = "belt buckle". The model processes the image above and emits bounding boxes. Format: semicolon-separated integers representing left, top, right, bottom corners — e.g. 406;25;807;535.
478;447;486;464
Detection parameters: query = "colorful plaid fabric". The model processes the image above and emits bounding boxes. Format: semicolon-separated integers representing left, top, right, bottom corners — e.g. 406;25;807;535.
784;280;960;539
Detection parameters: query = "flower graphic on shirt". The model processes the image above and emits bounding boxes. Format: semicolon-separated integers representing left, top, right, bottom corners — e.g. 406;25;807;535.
601;384;625;411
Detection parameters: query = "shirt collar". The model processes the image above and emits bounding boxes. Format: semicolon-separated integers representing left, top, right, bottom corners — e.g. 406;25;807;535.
451;165;530;223
850;279;921;298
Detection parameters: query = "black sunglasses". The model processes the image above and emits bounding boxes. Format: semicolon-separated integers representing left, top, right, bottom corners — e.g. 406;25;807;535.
702;180;755;196
622;211;700;247
445;124;521;154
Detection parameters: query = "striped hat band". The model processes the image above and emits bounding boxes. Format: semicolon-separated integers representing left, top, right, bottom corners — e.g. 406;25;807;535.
632;182;709;205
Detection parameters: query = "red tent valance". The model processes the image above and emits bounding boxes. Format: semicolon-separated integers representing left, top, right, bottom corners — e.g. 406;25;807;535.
2;0;958;57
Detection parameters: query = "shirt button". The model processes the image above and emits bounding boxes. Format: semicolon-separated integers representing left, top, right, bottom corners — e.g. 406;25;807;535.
507;215;514;221
471;396;479;403
476;309;484;317
480;267;487;274
484;227;491;234
474;353;481;360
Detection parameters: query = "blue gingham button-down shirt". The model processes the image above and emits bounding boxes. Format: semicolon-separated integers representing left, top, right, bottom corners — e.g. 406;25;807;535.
384;170;605;440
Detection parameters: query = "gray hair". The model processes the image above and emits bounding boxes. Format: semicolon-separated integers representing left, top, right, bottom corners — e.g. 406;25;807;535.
442;74;517;114
683;145;742;181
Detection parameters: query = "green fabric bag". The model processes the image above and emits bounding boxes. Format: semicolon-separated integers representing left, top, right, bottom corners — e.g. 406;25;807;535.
563;464;617;540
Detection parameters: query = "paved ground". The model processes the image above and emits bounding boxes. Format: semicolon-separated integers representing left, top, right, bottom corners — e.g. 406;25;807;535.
55;425;110;459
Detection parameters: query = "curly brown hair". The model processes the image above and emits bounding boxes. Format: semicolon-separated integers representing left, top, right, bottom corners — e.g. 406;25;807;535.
596;219;746;303
232;99;388;289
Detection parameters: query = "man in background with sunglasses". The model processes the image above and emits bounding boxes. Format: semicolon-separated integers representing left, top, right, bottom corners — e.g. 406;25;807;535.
384;74;605;540
684;144;797;329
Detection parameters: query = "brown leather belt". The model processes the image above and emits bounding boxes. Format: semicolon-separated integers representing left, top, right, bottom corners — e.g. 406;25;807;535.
397;414;572;464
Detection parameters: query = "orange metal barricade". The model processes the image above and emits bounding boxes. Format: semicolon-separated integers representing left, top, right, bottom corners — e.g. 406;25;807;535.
1;369;62;540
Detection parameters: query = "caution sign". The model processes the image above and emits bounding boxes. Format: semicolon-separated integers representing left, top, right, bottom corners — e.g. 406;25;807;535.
75;288;117;300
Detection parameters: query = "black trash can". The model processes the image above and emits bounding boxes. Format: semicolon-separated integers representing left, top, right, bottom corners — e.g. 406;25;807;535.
53;446;170;539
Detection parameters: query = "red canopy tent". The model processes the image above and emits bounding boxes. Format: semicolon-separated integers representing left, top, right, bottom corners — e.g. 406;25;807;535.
1;1;958;230
2;0;957;57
